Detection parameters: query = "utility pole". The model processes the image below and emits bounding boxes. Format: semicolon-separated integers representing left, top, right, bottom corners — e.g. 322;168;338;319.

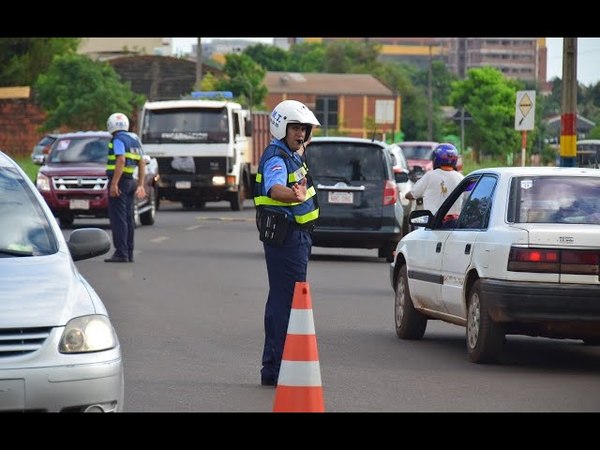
560;38;577;167
195;37;203;89
427;44;433;141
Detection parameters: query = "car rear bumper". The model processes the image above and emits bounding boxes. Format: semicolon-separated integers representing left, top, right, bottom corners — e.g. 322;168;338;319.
312;227;401;249
480;279;600;332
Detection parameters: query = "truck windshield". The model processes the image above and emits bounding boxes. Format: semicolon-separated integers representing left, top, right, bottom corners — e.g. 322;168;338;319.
141;108;229;144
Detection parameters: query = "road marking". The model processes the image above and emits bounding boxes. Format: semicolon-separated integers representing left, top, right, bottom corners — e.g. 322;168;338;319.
150;236;170;243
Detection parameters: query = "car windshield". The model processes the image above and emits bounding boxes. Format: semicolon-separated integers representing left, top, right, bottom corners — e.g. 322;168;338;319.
49;137;109;163
508;175;600;224
401;145;435;160
306;142;386;182
0;167;58;257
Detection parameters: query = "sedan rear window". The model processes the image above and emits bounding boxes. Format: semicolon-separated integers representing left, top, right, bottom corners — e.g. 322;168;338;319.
508;176;600;224
306;142;386;182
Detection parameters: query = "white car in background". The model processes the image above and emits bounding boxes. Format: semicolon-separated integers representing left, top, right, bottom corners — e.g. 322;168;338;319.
0;150;124;412
390;166;600;364
388;143;414;235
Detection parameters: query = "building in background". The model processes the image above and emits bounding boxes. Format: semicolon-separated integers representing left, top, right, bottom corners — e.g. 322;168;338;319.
78;38;172;60
301;37;548;89
264;72;400;139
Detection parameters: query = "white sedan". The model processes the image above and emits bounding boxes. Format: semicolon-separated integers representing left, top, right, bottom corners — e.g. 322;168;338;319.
390;166;600;363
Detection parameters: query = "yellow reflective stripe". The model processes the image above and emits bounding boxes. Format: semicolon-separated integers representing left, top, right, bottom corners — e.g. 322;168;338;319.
123;166;135;174
107;155;116;161
254;186;316;208
126;152;141;160
107;164;116;170
256;173;263;183
296;208;319;224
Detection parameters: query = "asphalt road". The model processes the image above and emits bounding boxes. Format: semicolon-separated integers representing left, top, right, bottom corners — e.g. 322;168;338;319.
69;200;600;413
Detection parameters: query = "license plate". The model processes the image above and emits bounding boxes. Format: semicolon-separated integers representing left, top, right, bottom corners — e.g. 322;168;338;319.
175;181;192;189
70;199;89;210
328;191;353;204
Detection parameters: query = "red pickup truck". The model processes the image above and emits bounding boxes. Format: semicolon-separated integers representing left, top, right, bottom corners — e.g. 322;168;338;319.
35;131;160;227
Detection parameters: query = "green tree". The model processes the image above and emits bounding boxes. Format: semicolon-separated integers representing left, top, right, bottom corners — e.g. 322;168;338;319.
0;38;80;87
215;53;267;110
243;43;290;71
34;54;144;131
450;67;522;163
324;40;381;74
286;42;326;73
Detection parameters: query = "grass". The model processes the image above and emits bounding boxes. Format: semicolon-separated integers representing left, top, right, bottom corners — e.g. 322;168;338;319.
14;156;40;182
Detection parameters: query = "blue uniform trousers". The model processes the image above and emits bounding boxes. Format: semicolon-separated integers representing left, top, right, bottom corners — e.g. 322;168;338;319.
107;176;136;260
261;227;312;383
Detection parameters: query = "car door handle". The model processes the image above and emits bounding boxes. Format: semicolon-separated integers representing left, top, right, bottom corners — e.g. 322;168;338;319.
436;242;442;253
465;243;471;255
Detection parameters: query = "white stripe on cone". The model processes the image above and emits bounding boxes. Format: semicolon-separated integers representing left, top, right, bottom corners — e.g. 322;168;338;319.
277;361;322;386
287;310;315;334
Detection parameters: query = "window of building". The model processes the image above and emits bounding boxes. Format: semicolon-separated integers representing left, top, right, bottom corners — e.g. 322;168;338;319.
315;97;338;135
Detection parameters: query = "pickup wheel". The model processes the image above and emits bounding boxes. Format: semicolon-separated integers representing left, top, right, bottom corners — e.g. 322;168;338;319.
466;280;505;363
395;265;427;339
139;186;157;226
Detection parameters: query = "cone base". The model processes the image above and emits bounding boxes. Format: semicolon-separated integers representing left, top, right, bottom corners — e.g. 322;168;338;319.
273;385;324;412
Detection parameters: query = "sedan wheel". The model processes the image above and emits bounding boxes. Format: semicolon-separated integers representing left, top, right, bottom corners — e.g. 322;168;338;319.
466;280;504;363
394;265;427;339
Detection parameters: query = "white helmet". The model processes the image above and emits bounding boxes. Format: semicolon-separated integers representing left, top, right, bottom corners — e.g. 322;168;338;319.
107;112;129;134
269;100;320;140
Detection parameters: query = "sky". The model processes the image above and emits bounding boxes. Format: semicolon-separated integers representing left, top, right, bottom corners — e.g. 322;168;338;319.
172;37;600;86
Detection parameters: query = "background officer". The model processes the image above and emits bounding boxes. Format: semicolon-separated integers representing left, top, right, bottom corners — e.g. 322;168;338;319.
105;112;146;263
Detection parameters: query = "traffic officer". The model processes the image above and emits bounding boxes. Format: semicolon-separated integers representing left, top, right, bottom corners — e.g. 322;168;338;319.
105;112;146;263
253;100;320;386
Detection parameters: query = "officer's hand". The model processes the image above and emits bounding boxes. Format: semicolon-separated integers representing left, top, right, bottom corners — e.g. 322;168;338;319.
135;185;146;199
109;183;120;197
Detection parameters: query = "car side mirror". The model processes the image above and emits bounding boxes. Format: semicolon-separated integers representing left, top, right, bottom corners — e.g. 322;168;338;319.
409;209;434;228
394;171;409;183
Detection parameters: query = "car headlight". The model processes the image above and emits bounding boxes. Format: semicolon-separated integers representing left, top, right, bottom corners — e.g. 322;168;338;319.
36;173;51;192
59;315;118;353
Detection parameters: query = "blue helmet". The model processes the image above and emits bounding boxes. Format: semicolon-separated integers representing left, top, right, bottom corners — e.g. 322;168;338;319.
433;143;459;169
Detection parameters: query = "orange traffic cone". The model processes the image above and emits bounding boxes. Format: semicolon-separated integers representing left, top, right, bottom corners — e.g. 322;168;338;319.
273;281;325;412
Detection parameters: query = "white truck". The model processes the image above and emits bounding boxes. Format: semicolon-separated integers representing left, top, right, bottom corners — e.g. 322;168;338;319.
139;93;269;211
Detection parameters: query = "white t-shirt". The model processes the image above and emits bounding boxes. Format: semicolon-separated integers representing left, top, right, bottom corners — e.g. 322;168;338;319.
410;168;464;215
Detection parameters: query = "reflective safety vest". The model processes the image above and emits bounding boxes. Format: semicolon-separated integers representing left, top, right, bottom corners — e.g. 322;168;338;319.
254;140;319;225
106;131;143;178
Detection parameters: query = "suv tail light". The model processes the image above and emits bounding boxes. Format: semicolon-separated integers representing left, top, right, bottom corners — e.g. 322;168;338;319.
383;180;397;206
508;247;599;275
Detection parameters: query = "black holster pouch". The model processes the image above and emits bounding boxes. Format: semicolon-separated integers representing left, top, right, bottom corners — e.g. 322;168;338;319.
257;208;289;247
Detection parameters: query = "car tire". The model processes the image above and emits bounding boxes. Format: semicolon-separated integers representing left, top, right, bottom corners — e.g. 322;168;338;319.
466;280;505;364
395;265;427;340
58;213;74;228
378;242;396;262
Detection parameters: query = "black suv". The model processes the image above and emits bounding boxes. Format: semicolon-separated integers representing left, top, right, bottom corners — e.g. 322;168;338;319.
304;137;404;261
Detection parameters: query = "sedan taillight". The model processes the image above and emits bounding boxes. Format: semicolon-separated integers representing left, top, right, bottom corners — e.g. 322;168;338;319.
508;247;599;275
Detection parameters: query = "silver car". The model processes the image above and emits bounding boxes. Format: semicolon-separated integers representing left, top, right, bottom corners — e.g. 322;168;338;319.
0;150;124;412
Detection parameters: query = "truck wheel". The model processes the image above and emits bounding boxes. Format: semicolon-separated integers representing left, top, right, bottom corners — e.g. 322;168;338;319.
230;182;245;211
466;280;505;364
